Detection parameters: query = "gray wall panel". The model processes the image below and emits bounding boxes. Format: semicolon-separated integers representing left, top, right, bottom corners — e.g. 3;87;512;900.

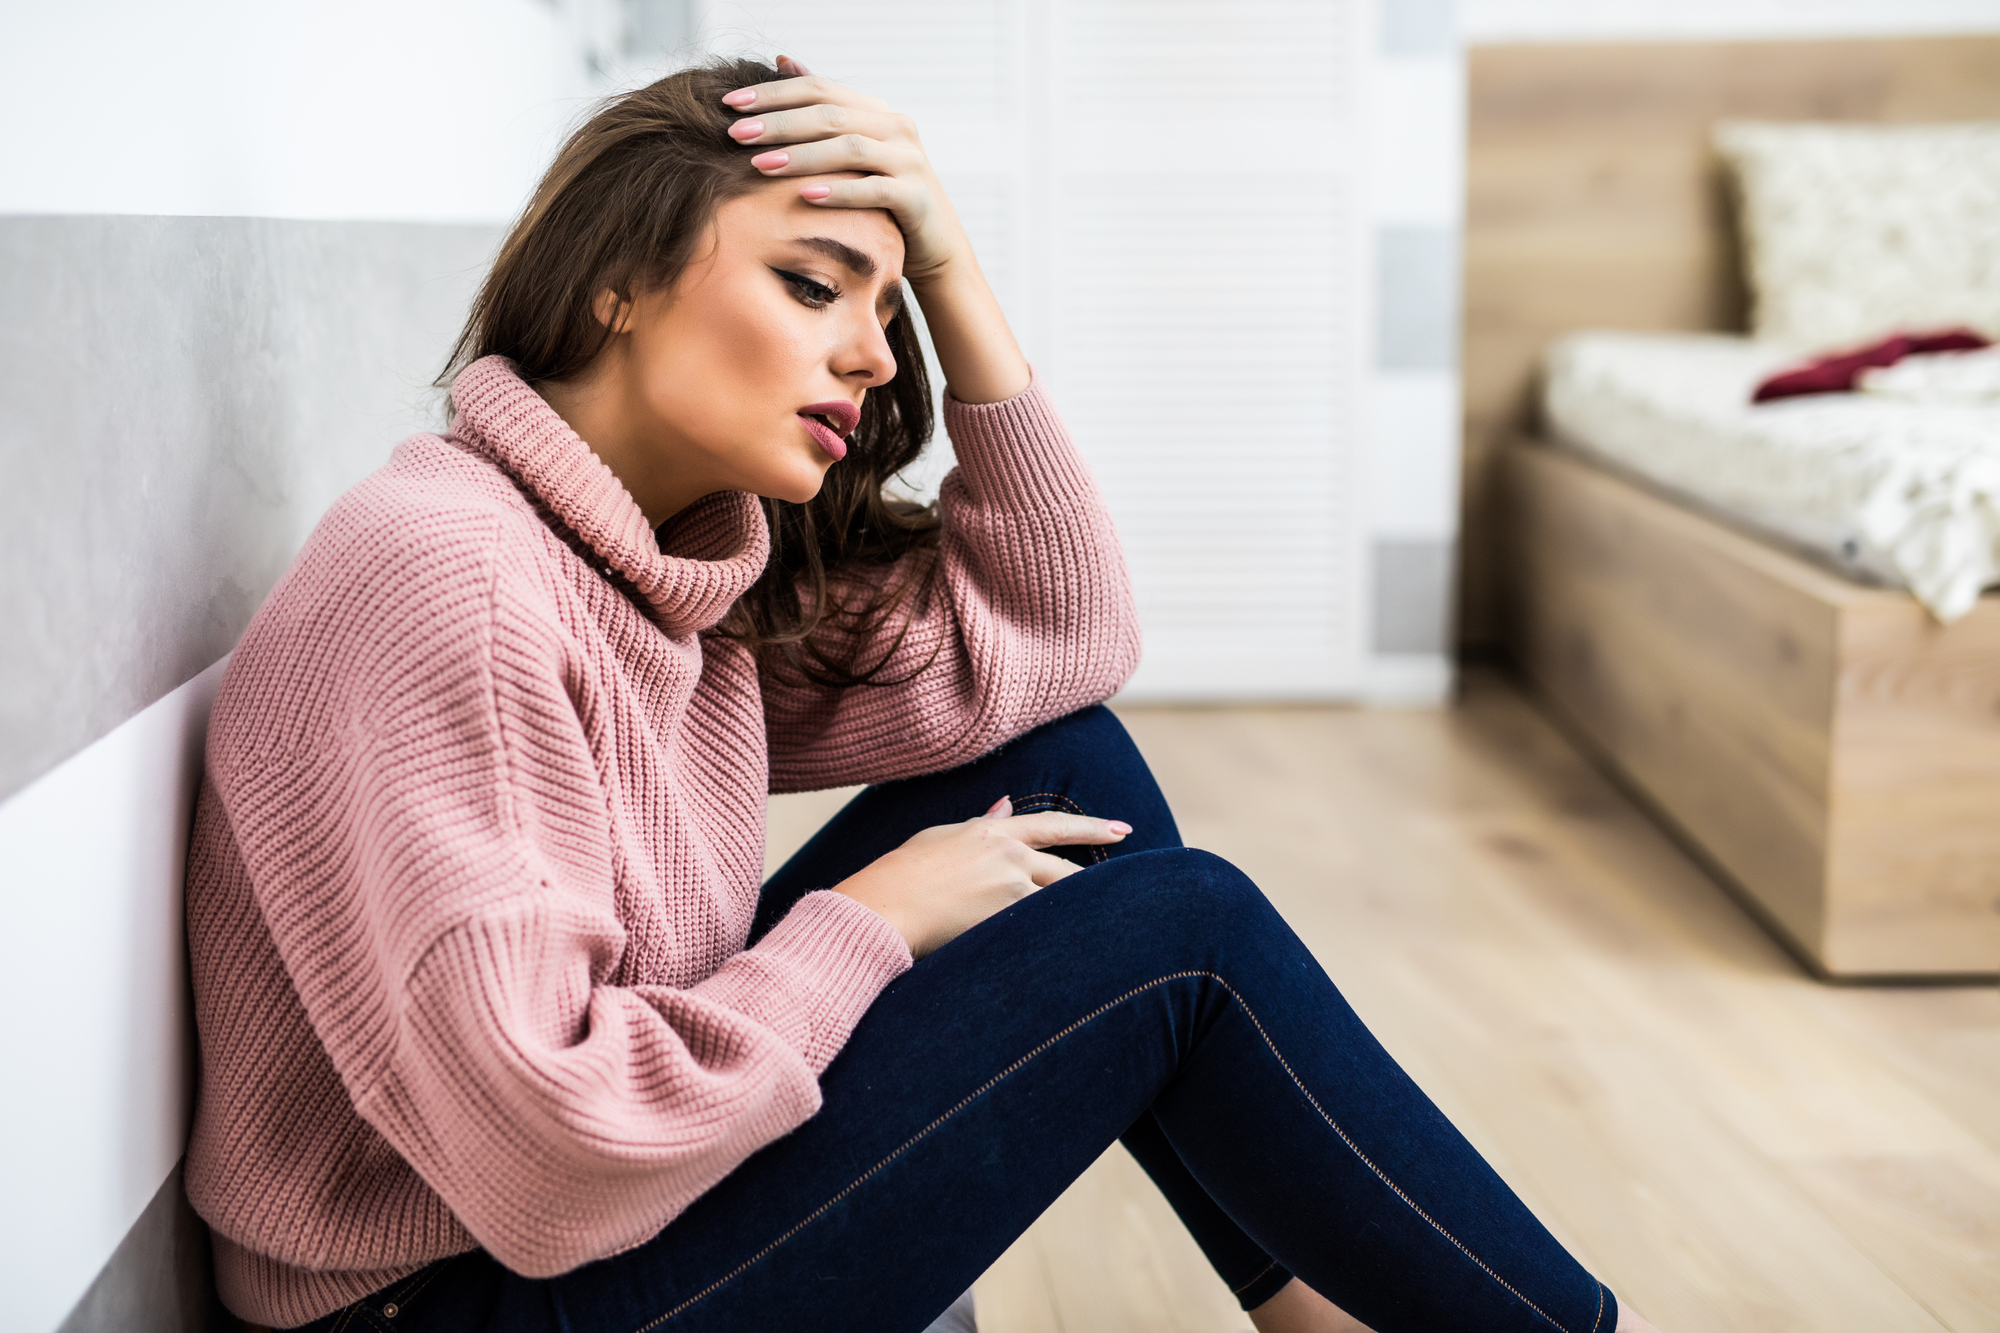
0;216;498;801
1372;537;1455;654
1376;225;1460;372
56;1163;219;1333
1381;0;1456;56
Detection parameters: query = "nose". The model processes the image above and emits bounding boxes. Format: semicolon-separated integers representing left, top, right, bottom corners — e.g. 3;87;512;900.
832;307;898;387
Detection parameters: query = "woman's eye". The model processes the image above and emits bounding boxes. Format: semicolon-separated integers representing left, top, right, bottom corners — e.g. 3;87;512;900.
774;269;838;308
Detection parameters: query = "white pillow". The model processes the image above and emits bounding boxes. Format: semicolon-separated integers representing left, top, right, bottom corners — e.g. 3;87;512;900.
1713;121;2000;350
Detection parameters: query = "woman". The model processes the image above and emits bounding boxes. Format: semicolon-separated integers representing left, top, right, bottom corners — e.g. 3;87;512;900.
184;55;1659;1333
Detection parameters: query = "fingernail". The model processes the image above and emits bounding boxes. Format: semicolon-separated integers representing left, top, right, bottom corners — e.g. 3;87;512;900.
728;119;763;141
751;150;789;171
1106;820;1133;836
985;795;1012;816
800;184;832;201
722;88;756;107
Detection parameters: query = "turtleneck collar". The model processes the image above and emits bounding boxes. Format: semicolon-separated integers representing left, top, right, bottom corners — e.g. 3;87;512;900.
446;355;770;638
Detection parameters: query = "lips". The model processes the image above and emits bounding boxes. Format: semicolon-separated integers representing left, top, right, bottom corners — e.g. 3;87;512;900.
797;400;861;462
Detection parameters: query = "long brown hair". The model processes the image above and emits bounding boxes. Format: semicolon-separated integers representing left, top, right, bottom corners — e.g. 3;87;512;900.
441;57;941;685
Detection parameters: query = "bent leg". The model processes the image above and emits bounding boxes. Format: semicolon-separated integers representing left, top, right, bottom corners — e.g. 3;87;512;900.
759;707;1294;1305
543;850;1613;1333
1122;1109;1297;1309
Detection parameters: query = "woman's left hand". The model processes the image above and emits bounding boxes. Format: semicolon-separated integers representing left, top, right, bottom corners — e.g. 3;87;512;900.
721;55;970;288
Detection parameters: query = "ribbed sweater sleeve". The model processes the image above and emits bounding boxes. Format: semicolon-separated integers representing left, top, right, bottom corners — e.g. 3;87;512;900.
208;504;910;1279
763;373;1142;791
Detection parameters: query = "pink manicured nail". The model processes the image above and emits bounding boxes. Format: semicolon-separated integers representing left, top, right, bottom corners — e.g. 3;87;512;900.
722;88;756;107
985;795;1012;816
799;184;832;201
1106;820;1133;836
728;119;763;141
750;150;789;171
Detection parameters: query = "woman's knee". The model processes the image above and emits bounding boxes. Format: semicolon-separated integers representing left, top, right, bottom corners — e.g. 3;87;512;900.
1003;703;1136;769
1076;847;1283;945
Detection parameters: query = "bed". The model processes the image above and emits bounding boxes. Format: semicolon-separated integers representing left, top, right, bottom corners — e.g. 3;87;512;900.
1466;35;2000;978
1542;331;2000;620
1510;359;2000;980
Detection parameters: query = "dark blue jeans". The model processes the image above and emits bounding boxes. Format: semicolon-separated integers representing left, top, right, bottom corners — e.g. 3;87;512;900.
289;706;1615;1333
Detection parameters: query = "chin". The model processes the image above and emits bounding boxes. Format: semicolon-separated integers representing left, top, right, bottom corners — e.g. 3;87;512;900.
765;463;831;505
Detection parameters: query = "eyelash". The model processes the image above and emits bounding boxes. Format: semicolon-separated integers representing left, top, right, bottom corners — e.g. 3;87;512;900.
774;268;839;309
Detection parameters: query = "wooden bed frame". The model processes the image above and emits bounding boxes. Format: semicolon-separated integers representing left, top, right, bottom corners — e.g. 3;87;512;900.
1507;445;2000;978
1465;35;2000;978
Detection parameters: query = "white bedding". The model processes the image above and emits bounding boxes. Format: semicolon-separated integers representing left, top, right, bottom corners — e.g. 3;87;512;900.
1541;332;2000;621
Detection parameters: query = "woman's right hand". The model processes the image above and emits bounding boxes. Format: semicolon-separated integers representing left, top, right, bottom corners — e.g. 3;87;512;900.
834;797;1131;958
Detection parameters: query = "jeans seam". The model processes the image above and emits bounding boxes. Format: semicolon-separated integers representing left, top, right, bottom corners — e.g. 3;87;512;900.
628;971;1208;1329
628;969;1574;1333
1010;792;1107;863
1591;1281;1606;1333
1211;978;1581;1333
1229;1258;1283;1297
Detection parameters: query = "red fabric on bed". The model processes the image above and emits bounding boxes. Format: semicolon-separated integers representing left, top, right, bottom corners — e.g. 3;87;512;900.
1751;328;1991;403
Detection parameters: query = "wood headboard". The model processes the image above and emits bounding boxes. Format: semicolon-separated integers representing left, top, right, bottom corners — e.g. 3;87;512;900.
1458;34;2000;651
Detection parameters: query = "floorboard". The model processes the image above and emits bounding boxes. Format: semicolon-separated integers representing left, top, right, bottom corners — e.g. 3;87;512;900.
762;673;1999;1332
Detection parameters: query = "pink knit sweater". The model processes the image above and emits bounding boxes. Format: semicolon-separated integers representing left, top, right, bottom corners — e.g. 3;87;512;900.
183;356;1139;1326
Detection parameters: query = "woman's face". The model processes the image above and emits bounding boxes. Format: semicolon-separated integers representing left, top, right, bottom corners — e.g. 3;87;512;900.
594;177;906;517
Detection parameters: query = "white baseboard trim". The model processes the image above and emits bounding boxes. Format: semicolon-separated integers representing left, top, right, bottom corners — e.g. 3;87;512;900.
0;657;227;1333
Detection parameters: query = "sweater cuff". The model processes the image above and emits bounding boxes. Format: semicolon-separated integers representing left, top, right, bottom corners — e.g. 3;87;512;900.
744;891;913;1073
941;369;1096;505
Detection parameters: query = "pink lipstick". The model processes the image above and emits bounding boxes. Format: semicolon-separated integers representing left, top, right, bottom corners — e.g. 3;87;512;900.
797;400;861;461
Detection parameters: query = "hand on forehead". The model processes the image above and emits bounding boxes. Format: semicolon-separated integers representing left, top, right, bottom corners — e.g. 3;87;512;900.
722;54;962;286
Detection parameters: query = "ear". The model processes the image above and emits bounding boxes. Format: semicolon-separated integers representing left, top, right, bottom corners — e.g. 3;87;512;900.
591;287;634;334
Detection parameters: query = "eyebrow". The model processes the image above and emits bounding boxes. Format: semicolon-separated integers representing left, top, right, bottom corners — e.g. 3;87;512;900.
793;236;905;312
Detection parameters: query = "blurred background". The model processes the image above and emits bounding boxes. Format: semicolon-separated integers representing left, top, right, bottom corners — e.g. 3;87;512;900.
4;2;1999;1331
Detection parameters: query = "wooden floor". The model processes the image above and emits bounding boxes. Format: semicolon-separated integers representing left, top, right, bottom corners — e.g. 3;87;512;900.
763;673;2000;1333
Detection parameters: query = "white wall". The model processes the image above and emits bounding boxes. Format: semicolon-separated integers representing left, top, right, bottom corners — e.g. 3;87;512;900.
0;0;611;221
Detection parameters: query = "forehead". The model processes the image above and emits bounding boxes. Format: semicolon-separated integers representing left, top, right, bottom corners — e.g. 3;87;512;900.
718;176;906;277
